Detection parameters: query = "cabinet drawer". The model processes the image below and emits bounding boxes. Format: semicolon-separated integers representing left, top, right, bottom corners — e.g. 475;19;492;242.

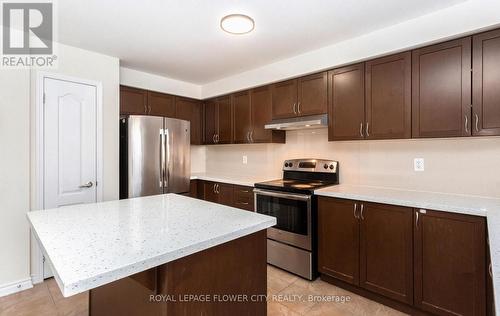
233;185;254;211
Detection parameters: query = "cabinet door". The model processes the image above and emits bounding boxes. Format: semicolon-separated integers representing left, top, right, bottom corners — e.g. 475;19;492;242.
232;91;252;143
359;202;413;304
204;99;217;144
318;197;359;285
473;29;500;136
175;97;203;145
120;86;147;115
203;181;218;203
365;52;411;140
217;96;233;144
251;86;285;143
148;91;175;117
217;183;234;207
328;64;366;141
233;185;254;211
412;38;472;138
414;209;486;316
188;180;198;199
272;79;298;119
297;72;328;116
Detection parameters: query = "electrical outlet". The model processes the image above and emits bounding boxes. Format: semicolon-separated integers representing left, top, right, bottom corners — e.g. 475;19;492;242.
242;155;248;164
414;158;424;172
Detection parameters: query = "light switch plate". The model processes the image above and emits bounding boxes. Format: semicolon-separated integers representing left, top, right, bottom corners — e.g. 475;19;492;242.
414;158;424;172
242;155;248;164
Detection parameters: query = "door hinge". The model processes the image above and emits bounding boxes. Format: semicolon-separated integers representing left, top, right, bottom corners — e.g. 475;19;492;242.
43;93;46;105
42;255;46;263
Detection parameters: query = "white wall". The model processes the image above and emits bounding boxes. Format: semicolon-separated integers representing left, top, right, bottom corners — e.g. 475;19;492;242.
0;69;31;291
201;0;500;98
205;129;500;198
120;67;201;99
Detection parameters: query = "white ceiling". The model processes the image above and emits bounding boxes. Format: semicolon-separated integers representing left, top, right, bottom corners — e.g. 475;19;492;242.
58;0;466;84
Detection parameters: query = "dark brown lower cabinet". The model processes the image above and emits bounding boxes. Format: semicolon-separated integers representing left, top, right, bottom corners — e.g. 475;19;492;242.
318;197;360;285
232;185;254;211
359;203;413;304
319;196;487;316
414;209;486;316
202;181;234;207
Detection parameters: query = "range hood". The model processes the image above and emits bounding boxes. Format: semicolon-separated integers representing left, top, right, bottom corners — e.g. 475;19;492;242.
264;114;328;131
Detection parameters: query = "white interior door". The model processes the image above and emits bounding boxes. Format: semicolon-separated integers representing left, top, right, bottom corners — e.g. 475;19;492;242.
43;77;98;278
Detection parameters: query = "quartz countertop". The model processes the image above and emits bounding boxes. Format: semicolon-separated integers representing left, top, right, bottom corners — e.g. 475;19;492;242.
27;194;276;297
190;173;276;187
315;184;500;314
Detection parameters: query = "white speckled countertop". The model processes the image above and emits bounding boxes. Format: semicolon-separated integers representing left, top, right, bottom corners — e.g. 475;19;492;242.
315;184;500;314
190;173;276;187
27;194;276;297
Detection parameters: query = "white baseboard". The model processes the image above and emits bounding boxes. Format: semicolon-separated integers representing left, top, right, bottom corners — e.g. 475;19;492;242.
31;273;44;285
0;278;33;297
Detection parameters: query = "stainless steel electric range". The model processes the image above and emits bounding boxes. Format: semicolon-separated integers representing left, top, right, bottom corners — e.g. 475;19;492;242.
254;158;339;280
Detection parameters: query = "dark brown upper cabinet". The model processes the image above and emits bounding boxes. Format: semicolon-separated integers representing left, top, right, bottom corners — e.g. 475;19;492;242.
232;86;286;144
473;29;500;136
328;64;365;141
232;90;252;143
271;79;298;119
412;37;472;138
359;202;413;305
175;97;203;145
217;95;232;144
365;52;411;140
147;91;175;117
204;99;217;144
120;86;148;115
414;209;486;316
251;86;285;143
297;72;328;116
204;96;232;144
272;72;327;120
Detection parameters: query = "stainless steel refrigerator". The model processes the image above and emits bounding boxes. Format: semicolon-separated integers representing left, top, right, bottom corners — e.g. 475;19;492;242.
120;115;190;198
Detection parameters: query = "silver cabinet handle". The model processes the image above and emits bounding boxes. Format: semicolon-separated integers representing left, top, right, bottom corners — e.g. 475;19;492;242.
250;130;254;143
216;184;220;194
465;114;469;133
216;134;219;143
79;181;93;188
415;211;419;228
246;131;250;142
360;204;365;220
297;102;301;114
474;113;479;132
489;262;493;278
293;103;297;115
353;203;358;219
148;105;152;114
212;134;216;144
213;183;217;194
144;104;148;114
366;122;370;137
360;122;364;137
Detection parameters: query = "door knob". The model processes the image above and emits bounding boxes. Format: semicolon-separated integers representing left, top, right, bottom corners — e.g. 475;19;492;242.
79;181;93;188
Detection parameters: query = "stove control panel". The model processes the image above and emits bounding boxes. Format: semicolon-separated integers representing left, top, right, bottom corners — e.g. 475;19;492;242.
283;159;338;173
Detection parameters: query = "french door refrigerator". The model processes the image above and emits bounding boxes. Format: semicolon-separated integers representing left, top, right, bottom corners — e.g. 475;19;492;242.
120;115;190;198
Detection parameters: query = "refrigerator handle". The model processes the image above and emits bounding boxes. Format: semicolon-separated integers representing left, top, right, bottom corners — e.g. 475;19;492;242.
159;129;165;188
164;128;171;189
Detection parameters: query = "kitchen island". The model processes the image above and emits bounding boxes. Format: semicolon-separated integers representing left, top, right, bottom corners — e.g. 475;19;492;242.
27;194;276;315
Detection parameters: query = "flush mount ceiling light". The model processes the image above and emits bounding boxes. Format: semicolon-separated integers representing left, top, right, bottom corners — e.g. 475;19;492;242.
220;14;255;35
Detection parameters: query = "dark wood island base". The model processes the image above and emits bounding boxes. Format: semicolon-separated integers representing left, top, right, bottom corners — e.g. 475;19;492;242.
89;230;267;316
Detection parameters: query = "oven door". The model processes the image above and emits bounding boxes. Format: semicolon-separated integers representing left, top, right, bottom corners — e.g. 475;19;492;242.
254;188;312;250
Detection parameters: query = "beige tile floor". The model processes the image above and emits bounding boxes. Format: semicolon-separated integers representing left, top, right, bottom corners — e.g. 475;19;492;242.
0;266;407;316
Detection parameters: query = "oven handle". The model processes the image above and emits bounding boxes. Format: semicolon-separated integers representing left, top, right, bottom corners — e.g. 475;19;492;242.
253;189;311;201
